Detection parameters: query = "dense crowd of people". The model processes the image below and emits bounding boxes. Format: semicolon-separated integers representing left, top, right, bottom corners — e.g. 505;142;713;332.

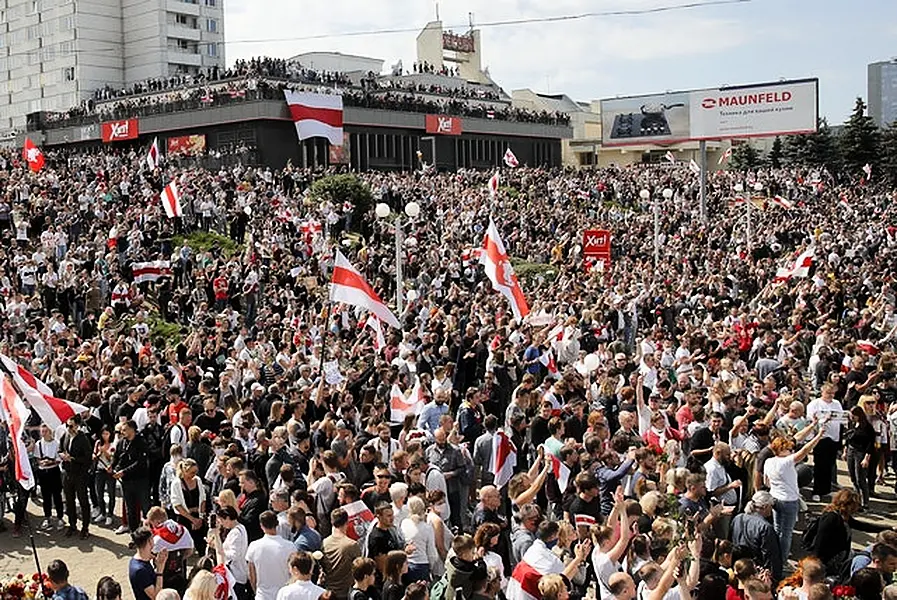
0;147;897;600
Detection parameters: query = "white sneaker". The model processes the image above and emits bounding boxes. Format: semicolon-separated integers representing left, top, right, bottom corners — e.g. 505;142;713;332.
92;514;105;524
105;516;113;526
91;507;101;520
115;525;129;535
39;519;51;530
811;494;821;502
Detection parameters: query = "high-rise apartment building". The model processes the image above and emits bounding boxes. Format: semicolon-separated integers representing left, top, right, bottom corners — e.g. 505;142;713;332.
868;59;897;128
0;0;225;132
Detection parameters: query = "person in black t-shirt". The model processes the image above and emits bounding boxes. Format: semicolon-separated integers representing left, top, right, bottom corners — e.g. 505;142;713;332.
567;471;602;537
366;503;407;580
361;464;393;510
193;398;225;435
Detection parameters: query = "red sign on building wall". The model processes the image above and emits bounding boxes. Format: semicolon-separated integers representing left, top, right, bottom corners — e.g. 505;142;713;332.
425;115;462;136
101;119;139;142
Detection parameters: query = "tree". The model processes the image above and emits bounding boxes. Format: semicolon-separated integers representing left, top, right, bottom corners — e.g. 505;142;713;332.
880;121;897;185
783;118;841;169
308;173;373;235
839;97;880;174
768;136;783;169
729;143;763;171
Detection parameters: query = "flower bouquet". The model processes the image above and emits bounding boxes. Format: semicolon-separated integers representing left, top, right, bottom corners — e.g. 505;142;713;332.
831;585;858;600
0;573;50;600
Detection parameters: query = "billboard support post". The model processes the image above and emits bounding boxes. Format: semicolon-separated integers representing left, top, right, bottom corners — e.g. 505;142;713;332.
699;140;707;223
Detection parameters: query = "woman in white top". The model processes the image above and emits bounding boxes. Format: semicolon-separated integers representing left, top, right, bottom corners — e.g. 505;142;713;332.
35;423;64;530
473;522;508;591
216;506;249;591
400;496;440;582
764;425;826;563
170;459;208;554
426;490;452;578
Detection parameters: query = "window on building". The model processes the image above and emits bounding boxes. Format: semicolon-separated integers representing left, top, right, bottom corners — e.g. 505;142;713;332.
27;25;38;40
204;0;216;7
207;43;217;56
64;66;74;81
59;15;74;31
29;1;40;14
206;18;217;33
59;41;74;56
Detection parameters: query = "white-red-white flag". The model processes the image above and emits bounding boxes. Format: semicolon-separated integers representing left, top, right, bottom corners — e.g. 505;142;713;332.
507;542;564;600
503;147;519;168
389;382;425;423
284;90;344;146
161;180;183;218
330;250;400;329
152;520;195;552
22;138;44;173
480;218;529;321
771;195;793;210
546;323;565;347
342;500;375;541
146;137;160;171
539;349;559;377
689;158;701;175
132;261;172;284
857;340;881;356
718;147;733;165
0;354;88;430
487;172;500;198
490;429;517;489
863;163;872;179
545;449;571;492
0;371;35;490
774;246;815;284
365;314;386;352
664;151;676;164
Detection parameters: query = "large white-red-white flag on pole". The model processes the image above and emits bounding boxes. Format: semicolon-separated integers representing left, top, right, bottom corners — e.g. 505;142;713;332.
0;371;35;490
503;148;519;168
774;246;815;284
480;218;530;321
161;180;183;218
146;137;160;171
132;261;172;284
330;250;400;329
490;429;517;489
284;91;344;146
0;354;88;430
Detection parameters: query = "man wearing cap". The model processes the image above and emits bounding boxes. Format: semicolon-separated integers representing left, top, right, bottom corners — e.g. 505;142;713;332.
731;491;783;583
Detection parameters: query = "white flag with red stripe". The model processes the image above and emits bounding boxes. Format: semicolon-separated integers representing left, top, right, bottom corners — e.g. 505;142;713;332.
152;520;195;552
390;382;425;423
329;250;400;329
132;261;172;284
161;180;183;218
771;195;793;210
146;137;160;171
503;147;519;168
490;429;517;489
863;163;872;179
545;450;570;492
343;500;375;541
664;151;676;164
0;371;35;490
507;542;564;600
0;354;88;430
284;91;344;146
718;147;733;165
689;158;701;175
365;314;386;352
488;172;499;198
546;323;565;347
539;349;559;377
212;564;238;600
480;218;529;321
774;246;815;284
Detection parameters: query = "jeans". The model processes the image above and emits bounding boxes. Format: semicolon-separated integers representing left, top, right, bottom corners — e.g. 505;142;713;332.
847;447;870;506
404;562;430;585
94;469;116;517
813;438;838;496
773;499;800;561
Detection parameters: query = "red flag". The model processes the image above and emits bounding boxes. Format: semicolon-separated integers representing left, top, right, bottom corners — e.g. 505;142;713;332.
664;151;676;164
330;250;400;329
0;371;35;490
152;520;195;552
162;180;183;218
22;138;44;173
342;500;375;541
774;247;815;284
480;218;529;321
284;91;344;146
389;383;424;423
132;261;173;284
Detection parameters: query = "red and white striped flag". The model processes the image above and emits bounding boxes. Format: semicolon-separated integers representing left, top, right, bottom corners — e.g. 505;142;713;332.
689;158;701;175
507;542;565;600
490;430;517;489
577;190;590;201
342;500;375;541
503;147;519;168
161;180;183;218
212;564;237;600
573;513;597;530
545;450;570;492
664;151;676;164
284;91;344;146
132;261;172;284
22;138;44;173
480;218;529;321
0;371;35;490
365;314;386;352
152;520;195;552
718;147;733;165
330;250;400;329
863;163;872;179
487;172;500;198
546;323;565;346
146;137;160;171
774;247;815;284
857;340;881;356
771;195;793;210
0;354;88;430
539;349;559;377
389;383;425;423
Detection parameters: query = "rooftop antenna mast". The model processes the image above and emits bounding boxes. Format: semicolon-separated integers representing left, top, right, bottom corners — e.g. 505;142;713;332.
435;2;439;21
468;12;474;31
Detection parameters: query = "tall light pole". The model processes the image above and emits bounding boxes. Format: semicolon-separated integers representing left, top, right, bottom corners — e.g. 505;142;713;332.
376;200;421;314
641;189;657;267
734;183;748;249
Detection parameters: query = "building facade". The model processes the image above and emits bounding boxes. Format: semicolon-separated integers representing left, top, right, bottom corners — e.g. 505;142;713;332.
868;60;897;128
0;0;224;133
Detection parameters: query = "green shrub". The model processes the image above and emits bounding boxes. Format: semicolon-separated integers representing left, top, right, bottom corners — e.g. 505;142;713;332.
173;231;240;258
309;174;373;234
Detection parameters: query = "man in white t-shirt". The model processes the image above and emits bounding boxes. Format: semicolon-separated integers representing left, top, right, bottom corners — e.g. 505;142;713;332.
246;511;296;600
275;551;327;600
806;384;842;500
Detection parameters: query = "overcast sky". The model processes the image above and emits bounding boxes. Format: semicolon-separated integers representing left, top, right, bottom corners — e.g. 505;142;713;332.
223;0;896;124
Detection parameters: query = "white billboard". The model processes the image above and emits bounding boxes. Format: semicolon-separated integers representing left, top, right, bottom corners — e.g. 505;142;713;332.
601;78;818;146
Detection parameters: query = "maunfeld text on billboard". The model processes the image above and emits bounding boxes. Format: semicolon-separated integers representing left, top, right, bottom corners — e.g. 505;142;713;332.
600;78;818;146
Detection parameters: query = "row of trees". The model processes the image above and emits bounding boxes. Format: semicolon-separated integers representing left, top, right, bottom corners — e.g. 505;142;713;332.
728;98;897;183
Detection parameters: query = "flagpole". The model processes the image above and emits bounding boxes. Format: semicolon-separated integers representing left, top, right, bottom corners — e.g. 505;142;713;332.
0;359;48;597
315;298;334;409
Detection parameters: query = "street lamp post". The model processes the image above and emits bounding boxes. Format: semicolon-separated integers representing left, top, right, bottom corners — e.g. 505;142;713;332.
641;189;658;267
375;200;421;314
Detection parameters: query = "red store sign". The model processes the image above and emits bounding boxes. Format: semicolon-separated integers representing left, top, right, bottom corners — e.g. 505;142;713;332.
425;115;462;136
101;119;139;143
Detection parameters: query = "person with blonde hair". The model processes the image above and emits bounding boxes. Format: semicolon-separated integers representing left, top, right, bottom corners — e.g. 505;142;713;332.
217;489;239;514
183;571;216;600
537;574;568;600
171;458;208;554
400;495;439;581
